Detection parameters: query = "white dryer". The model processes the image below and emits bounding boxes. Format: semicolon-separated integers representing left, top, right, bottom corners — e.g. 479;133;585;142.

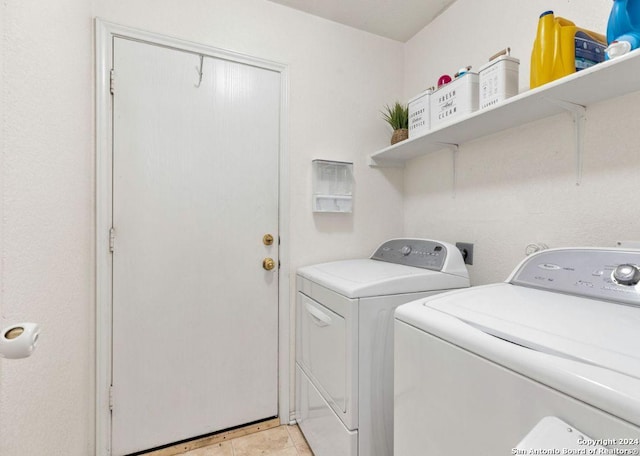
395;248;640;455
295;239;470;456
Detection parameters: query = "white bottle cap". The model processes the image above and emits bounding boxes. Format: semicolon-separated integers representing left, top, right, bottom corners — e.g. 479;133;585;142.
606;40;632;59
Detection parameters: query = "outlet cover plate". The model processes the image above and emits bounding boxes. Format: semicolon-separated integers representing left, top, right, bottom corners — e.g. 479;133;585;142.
456;242;474;265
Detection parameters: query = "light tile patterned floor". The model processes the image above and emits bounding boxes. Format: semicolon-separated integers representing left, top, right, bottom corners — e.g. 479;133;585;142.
177;425;313;456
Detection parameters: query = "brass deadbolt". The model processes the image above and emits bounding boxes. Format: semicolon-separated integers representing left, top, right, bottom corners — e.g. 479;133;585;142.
263;258;276;271
263;234;274;246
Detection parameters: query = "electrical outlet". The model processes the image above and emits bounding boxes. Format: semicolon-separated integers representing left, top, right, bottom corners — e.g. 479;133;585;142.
456;242;474;265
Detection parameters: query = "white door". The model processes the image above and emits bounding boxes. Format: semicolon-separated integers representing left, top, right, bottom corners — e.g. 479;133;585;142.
111;37;280;455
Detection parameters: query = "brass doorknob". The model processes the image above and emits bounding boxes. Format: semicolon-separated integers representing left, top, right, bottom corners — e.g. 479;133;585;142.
263;258;276;271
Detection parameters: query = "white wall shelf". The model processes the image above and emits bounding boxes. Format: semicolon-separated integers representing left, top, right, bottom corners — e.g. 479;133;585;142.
369;49;640;168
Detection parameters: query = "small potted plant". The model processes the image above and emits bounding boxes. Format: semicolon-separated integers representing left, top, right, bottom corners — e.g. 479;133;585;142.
382;101;409;145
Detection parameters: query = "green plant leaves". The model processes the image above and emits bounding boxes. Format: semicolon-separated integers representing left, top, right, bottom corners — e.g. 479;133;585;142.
381;101;408;130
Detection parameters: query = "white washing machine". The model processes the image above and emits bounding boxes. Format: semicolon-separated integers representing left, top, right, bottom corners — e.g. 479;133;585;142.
395;247;640;455
295;238;470;456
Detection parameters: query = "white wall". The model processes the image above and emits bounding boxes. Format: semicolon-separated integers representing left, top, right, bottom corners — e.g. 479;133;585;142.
403;0;640;285
0;0;95;454
0;0;405;453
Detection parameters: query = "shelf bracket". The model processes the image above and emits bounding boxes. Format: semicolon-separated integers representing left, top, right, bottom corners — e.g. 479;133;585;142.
545;98;586;185
435;142;459;197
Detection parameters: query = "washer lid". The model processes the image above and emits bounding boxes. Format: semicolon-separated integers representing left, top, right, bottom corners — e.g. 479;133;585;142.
395;283;640;425
297;259;469;298
425;283;640;380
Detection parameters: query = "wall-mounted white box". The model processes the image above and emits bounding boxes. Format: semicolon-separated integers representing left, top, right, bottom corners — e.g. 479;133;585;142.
430;72;479;129
479;54;520;110
312;160;354;213
408;88;432;138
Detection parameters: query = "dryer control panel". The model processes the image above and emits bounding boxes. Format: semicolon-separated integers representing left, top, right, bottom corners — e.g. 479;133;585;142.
371;238;448;270
512;248;640;306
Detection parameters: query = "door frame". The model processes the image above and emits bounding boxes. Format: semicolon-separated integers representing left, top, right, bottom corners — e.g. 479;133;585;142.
95;19;290;456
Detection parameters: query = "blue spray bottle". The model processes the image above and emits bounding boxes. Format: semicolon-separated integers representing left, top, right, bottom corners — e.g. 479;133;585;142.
606;0;640;59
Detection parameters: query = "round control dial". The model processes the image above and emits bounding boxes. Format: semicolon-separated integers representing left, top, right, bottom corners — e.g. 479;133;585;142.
401;245;412;256
612;264;640;286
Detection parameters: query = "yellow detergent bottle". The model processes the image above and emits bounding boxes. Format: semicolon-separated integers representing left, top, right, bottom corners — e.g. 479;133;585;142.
530;11;607;89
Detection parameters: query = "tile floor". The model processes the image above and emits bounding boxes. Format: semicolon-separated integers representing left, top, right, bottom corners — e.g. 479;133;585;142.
175;425;313;456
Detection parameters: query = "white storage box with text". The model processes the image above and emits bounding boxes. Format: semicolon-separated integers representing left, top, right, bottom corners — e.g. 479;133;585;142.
430;72;479;129
408;88;432;138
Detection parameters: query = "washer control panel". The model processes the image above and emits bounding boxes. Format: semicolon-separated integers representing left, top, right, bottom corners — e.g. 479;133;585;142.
512;248;640;306
371;239;447;270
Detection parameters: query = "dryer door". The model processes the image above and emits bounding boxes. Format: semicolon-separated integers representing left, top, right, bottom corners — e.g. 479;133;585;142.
296;288;358;430
297;293;347;412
